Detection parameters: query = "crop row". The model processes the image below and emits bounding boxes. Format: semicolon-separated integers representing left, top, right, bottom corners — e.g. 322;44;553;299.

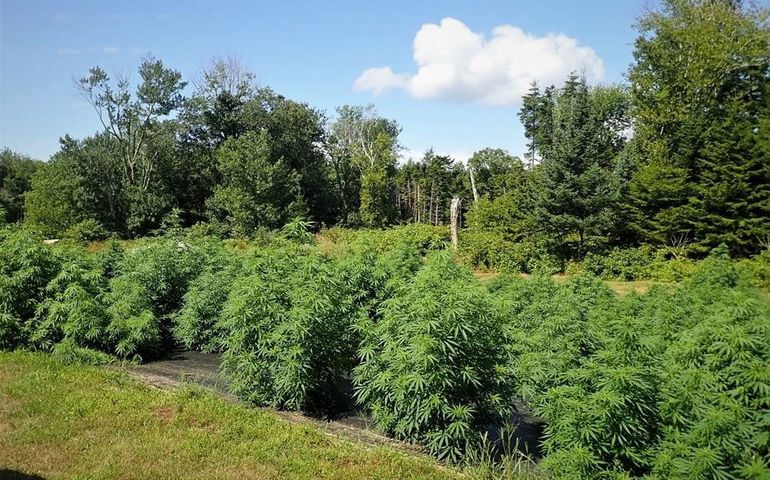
1;226;768;478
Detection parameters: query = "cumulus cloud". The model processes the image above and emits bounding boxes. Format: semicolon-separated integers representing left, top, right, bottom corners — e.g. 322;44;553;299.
353;17;605;106
354;67;408;95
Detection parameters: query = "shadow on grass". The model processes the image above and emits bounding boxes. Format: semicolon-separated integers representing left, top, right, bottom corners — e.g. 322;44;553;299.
0;470;47;480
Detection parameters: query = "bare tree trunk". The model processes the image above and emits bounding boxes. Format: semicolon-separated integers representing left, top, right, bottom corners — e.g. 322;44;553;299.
406;178;411;220
469;168;479;203
429;182;434;225
416;184;421;223
450;196;462;251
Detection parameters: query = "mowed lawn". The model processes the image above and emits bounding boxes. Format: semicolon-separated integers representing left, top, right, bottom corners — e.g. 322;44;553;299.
0;352;460;480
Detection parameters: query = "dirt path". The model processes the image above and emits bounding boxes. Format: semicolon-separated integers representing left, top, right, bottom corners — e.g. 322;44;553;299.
122;349;544;458
121;350;418;450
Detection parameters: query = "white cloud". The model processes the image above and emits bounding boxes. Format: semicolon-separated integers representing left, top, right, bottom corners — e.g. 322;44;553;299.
102;47;120;54
353;67;408;95
354;17;605;106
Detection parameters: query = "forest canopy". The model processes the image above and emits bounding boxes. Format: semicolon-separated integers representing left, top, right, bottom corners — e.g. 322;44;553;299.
3;0;770;265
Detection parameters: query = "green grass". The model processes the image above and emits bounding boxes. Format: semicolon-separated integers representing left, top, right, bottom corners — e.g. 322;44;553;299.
0;351;464;480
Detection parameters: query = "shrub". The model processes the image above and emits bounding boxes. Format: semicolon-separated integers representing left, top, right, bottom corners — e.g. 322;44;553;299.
536;297;663;477
339;244;424;313
649;255;770;479
493;274;613;401
104;238;211;358
582;246;655;280
737;248;770;290
0;228;61;349
62;219;110;244
354;253;509;461
29;256;110;352
581;246;697;282
174;256;243;352
220;250;364;414
51;338;115;365
459;231;524;273
459;232;562;274
280;216;316;244
321;224;449;256
519;250;770;478
187;221;227;239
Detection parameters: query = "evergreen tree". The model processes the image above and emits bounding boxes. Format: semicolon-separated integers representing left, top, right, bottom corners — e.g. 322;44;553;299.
527;75;632;261
629;0;770;255
519;83;555;166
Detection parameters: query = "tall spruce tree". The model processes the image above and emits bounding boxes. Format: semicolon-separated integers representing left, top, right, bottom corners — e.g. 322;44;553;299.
526;75;632;262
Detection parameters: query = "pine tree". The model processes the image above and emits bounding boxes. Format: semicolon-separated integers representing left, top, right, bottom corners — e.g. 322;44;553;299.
629;0;770;255
529;75;630;262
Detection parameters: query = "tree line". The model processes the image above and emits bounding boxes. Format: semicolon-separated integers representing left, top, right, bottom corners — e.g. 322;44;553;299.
1;0;768;261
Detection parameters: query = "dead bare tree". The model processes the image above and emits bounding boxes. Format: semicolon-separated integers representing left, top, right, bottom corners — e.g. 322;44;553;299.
450;197;462;250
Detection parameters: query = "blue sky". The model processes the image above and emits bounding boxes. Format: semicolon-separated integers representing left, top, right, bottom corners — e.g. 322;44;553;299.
1;0;647;162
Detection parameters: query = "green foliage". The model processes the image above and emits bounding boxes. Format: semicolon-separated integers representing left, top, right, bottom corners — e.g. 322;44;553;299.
104;239;208;358
396;150;467;225
466;148;526;199
360;168;397;227
465;195;528;239
51;338;115;365
459;231;523;273
174;246;241;352
581;246;697;282
207;131;300;236
492;251;770;478
0;228;61;349
459;232;560;274
327;105;401;227
494;275;613;402
23;149;89;237
526;76;632;261
220;250;364;413
63;219;110;244
322;224;449;256
737;248;770;290
29;255;110;353
0;148;43;224
629;0;770;256
280;216;316;244
354;253;509;461
0;220;768;476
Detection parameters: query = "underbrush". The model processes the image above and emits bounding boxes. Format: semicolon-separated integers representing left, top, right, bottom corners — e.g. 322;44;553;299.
459;231;770;287
319;223;449;256
1;223;768;477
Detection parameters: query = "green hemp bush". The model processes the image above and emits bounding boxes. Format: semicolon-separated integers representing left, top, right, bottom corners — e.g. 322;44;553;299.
354;252;509;461
220;249;364;414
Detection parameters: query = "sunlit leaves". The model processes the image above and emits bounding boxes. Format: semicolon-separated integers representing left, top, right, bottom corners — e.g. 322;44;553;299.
354;252;509;461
